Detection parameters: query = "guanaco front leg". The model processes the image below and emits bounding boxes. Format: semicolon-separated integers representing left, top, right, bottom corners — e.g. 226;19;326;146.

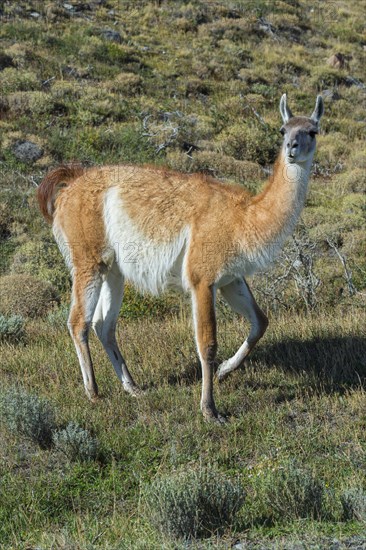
217;278;268;381
191;282;225;423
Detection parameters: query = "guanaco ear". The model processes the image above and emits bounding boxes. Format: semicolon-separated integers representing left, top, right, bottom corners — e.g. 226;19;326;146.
310;95;324;125
279;93;293;124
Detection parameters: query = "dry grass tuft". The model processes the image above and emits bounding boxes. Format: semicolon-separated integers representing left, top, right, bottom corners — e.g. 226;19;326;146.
0;274;59;318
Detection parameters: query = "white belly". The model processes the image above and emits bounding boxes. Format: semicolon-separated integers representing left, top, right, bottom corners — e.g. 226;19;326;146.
104;188;189;294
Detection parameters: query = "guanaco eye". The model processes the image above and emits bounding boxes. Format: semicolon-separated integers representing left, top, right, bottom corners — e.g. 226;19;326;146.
280;127;286;135
309;130;317;138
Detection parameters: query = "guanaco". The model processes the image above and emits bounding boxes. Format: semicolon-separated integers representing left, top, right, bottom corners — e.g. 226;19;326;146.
37;94;324;422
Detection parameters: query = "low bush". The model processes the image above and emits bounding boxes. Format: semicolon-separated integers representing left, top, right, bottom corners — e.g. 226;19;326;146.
11;239;70;294
265;463;325;521
0;274;59;318
341;487;366;522
46;303;69;328
0;386;56;448
53;422;98;462
105;72;143;95
144;466;245;540
6;91;56;116
218;122;279;165
0;314;25;343
0;67;40;94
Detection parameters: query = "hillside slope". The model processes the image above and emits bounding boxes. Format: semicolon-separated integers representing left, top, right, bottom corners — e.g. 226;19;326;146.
0;1;365;548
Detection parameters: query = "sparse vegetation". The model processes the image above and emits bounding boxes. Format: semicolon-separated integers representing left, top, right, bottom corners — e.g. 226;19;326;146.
0;0;365;547
53;422;98;462
341;488;366;522
144;467;245;539
0;314;25;343
264;463;325;521
0;386;56;449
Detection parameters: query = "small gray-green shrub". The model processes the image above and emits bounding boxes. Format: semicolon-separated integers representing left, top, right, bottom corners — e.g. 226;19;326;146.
0;387;56;448
52;422;98;462
46;303;69;328
144;467;245;540
265;463;324;521
341;487;366;521
0;314;25;342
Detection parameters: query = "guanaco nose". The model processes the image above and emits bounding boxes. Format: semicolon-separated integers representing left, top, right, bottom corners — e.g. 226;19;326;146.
287;139;298;158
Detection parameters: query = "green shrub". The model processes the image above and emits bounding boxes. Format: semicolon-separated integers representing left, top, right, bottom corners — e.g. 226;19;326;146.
0;387;56;448
265;463;325;521
339;168;366;194
341;488;366;522
0;314;25;343
48;124;155;164
309;66;348;89
11;239;70;294
144;467;245;540
104;72;143;95
218;122;279;165
0;68;40;94
0;274;59;318
7;91;56;116
53;422;98;462
46;303;70;328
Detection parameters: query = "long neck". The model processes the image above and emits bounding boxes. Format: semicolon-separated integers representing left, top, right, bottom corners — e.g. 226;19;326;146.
243;146;313;253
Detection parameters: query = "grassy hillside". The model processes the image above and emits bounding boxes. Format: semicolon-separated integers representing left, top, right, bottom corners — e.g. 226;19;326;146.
0;0;365;548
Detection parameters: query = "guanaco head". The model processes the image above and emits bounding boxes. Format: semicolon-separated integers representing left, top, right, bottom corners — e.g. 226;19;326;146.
279;94;324;164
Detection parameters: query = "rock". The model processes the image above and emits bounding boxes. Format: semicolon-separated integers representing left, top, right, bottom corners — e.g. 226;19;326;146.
100;29;122;43
63;3;74;11
322;89;342;101
327;52;351;69
30;11;40;18
257;17;277;36
344;76;366;89
12;141;44;163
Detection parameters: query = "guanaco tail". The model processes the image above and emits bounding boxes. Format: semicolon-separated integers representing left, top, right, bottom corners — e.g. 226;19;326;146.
37;94;324;422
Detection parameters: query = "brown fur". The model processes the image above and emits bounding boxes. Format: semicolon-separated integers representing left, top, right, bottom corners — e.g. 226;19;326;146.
37;163;85;223
40;159;298;319
53;167;109;270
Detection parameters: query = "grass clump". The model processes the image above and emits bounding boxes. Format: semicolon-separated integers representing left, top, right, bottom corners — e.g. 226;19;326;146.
11;239;70;294
0;274;59;318
0;68;40;95
121;283;179;319
341;488;366;522
0;314;25;343
0;386;56;449
53;422;98;462
144;466;245;540
265;463;325;521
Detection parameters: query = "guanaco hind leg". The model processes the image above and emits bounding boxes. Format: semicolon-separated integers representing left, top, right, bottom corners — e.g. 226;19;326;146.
67;270;102;401
217;277;268;381
92;262;140;396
